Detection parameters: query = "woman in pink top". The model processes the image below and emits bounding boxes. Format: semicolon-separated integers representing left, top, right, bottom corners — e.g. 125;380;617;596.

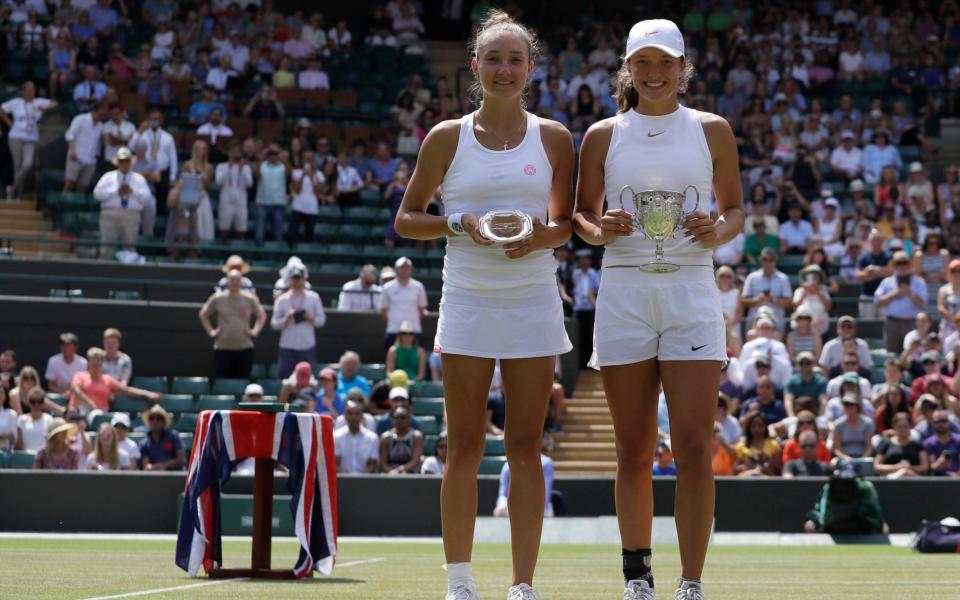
69;348;161;414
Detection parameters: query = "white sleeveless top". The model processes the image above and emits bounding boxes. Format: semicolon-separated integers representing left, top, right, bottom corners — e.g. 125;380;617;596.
602;106;714;268
439;111;556;291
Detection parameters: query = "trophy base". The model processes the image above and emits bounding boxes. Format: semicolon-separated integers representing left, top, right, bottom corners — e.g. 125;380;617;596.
640;261;680;274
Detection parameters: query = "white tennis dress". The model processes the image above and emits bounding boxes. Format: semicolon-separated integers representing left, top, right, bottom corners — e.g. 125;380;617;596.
592;105;726;367
434;112;572;359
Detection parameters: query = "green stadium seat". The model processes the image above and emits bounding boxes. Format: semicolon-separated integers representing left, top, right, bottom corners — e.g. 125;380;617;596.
484;436;505;456
211;378;250;396
127;432;145;446
344;206;380;223
197;394;239;411
170;376;209;396
109;290;142;301
316;204;342;222
8;450;36;469
329;243;361;255
112;395;152;413
258;379;282;396
250;363;267;380
179;432;195;453
315;222;339;240
478;456;506;475
418;415;439;435
423;434;438;456
161;394;196;414
359;188;382;204
47;393;67;407
358;364;386;381
412;382;444;397
175;414;199;434
89;412;117;430
268;364;280;378
49;288;83;299
132;376;167;393
412;398;445;420
338;224;371;241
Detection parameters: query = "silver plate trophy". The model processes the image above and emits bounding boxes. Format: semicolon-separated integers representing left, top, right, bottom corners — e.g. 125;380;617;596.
478;210;533;244
618;185;700;273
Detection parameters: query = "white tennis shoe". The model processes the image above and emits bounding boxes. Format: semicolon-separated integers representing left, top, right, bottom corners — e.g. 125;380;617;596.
675;583;705;600
446;578;479;600
624;579;656;600
507;583;540;600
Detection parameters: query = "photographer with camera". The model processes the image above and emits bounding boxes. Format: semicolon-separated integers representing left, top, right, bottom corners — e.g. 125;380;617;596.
874;250;928;353
270;264;326;379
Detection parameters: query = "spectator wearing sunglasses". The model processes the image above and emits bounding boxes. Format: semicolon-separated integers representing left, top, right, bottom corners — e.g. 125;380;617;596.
15;388;52;451
923;409;960;477
783;430;831;478
139;405;185;471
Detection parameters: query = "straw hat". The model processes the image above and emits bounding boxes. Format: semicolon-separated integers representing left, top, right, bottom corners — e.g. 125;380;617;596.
221;254;251;274
46;417;75;441
142;404;172;428
110;146;136;168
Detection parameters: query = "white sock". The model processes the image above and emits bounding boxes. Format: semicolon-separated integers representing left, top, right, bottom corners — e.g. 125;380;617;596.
680;578;701;589
445;562;472;583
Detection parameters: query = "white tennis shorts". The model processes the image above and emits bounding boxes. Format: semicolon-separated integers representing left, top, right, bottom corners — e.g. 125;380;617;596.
591;266;727;367
435;283;572;359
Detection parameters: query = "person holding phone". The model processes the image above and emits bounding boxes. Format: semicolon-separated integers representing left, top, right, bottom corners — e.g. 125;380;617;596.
270;264;326;379
874;250;928;353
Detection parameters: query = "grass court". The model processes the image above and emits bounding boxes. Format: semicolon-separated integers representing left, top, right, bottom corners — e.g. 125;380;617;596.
1;536;957;599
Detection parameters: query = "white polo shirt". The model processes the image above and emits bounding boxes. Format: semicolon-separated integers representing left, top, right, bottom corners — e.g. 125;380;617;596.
44;353;88;390
333;425;380;473
381;278;427;333
64;113;103;165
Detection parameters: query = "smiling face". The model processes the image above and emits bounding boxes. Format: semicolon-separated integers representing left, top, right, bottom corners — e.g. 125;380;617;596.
627;47;682;104
472;30;532;102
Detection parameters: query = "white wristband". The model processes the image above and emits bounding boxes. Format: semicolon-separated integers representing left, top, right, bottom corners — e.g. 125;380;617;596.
447;212;466;236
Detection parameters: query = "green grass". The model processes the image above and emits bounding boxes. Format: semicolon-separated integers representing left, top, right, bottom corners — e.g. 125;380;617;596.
0;538;958;599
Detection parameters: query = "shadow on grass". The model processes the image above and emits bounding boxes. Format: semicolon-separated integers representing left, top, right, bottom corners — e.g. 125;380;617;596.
828;534;893;545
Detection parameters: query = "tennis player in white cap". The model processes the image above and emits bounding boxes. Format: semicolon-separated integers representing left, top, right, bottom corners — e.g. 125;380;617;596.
573;18;745;600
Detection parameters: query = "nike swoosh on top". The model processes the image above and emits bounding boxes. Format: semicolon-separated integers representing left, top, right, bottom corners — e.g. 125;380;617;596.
647;131;665;138
691;344;707;351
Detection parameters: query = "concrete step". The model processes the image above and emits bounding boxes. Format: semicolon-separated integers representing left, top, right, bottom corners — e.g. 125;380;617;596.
550;432;617;444
553;460;617;473
553;441;617;451
550;450;617;461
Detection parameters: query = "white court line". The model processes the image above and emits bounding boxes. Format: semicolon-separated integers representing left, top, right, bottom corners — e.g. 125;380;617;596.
81;578;248;600
79;558;384;600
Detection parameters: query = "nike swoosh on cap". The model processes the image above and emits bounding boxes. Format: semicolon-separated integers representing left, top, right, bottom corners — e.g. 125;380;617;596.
647;131;665;138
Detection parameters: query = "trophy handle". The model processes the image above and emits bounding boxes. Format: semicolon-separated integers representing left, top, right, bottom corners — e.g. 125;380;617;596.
618;185;637;212
683;185;700;213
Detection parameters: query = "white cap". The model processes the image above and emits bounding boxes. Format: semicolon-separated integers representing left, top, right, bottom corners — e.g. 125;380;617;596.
820;186;833;198
394;256;413;268
244;383;264;397
388;386;409;400
756;318;774;329
849;179;864;192
909;161;924;173
110;413;131;428
824;197;840;209
624;19;684;61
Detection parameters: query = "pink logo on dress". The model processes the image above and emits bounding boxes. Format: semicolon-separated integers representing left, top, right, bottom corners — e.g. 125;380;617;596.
433;344;442;354
523;164;537;176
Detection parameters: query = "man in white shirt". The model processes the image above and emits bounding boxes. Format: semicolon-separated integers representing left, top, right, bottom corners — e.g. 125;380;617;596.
197;107;233;145
334;399;380;473
93;146;154;257
215;142;253;241
270;265;326;379
102;104;136;163
205;54;237;91
829;130;863;180
302;13;327;52
779;203;815;254
335;150;363;205
381;256;428;349
298;57;330;90
132;109;178;214
223;30;251;73
111;412;141;464
64;102;107;192
72;65;107;110
45;332;88;393
339;264;382;311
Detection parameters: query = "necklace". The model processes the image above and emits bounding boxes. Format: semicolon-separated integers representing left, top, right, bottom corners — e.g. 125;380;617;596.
476;111;526;151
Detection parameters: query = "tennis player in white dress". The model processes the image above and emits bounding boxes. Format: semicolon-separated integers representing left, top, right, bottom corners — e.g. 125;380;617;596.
573;19;745;600
395;10;574;600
